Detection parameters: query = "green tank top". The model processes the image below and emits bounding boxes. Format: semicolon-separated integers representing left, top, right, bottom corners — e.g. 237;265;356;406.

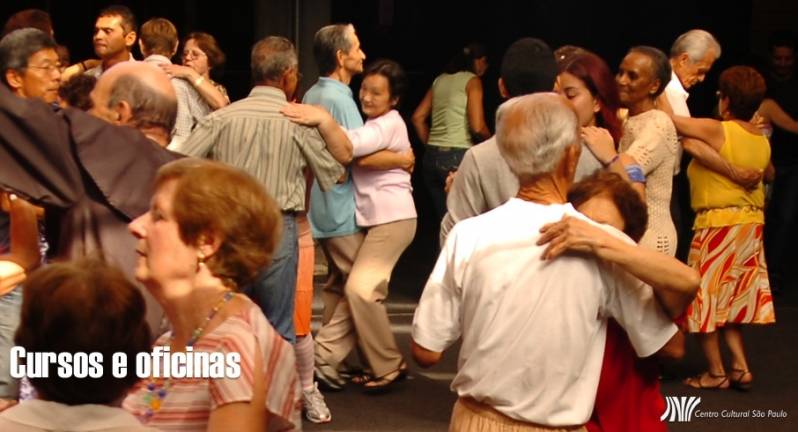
428;71;476;149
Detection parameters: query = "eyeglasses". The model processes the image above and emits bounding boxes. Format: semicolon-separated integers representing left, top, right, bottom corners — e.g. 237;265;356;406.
27;64;61;74
183;49;207;59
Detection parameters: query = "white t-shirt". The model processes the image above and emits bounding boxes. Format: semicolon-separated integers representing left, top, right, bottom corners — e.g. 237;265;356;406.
0;399;157;431
412;199;677;427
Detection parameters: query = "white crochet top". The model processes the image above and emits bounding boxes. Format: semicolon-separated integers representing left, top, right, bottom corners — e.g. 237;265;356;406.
620;109;680;256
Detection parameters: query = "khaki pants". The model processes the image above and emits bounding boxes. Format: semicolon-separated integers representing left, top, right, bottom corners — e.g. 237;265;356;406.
315;218;416;377
450;398;587;432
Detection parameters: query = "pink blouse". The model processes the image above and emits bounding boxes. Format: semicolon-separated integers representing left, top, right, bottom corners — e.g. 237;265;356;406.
348;109;417;227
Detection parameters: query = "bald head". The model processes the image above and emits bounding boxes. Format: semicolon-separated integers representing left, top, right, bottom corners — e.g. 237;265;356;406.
101;61;176;100
90;61;177;143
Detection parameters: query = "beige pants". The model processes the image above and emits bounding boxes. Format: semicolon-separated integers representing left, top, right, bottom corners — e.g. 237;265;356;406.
315;218;416;377
450;398;587;432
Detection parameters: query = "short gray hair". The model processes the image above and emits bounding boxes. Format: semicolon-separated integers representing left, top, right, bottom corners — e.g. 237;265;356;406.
313;24;354;76
108;74;177;133
251;36;297;84
670;29;721;62
496;93;579;183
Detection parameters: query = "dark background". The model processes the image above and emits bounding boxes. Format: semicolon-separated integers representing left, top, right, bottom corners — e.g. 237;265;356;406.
2;0;796;268
1;0;791;116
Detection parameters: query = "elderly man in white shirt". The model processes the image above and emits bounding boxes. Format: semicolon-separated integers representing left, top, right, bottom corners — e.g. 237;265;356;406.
661;29;721;117
660;30;762;186
411;93;681;431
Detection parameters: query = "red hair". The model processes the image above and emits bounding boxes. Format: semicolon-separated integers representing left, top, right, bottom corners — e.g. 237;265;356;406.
561;52;623;145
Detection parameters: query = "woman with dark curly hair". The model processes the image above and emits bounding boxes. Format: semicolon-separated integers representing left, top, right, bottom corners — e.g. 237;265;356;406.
671;66;775;391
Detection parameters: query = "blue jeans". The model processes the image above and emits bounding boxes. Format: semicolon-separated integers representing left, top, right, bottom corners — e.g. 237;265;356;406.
0;285;22;398
422;146;468;222
242;213;297;344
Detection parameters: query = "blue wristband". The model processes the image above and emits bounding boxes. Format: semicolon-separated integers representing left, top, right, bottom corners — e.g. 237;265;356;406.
625;164;646;183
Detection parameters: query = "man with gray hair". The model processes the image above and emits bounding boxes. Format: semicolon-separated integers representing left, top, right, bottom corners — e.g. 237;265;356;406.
180;36;351;348
0;28;61;104
412;93;679;429
306;24;413;400
89;61;178;147
659;30;759;258
660;29;721;117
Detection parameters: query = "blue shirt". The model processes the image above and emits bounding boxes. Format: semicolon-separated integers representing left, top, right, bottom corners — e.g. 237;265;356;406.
304;78;364;238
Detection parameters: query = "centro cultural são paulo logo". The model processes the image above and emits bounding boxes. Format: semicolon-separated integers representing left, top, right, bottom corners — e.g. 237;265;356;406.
660;396;790;423
661;396;702;422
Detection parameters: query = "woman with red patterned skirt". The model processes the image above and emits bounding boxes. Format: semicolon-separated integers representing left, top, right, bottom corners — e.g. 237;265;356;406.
672;66;776;391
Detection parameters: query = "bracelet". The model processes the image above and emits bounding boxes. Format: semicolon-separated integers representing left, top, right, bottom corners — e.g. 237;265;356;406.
79;61;88;71
193;76;205;87
603;153;620;167
625;164;647;183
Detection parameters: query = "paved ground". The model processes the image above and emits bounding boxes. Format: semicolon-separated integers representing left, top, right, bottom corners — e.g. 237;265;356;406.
303;219;798;431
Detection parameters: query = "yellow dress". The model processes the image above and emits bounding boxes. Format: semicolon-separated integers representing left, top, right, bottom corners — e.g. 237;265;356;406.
685;121;775;333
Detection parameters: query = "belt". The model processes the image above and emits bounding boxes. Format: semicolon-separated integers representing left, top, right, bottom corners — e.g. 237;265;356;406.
427;145;466;152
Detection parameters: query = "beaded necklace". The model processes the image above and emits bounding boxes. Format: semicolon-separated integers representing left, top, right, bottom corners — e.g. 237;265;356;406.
142;290;234;418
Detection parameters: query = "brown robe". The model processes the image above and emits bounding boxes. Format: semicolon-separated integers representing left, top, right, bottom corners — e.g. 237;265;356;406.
0;85;182;334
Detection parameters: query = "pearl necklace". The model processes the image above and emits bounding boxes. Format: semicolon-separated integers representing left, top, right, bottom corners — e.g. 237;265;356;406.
142;290;234;418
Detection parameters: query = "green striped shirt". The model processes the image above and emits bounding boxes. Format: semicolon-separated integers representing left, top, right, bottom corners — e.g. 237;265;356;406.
178;86;344;212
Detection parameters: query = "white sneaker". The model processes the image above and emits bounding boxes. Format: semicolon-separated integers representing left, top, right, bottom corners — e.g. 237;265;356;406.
302;382;332;423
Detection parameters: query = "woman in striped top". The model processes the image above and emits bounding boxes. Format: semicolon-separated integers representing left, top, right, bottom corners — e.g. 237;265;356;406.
123;159;300;431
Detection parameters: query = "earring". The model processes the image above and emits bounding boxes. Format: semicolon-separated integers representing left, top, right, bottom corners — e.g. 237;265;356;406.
196;253;206;272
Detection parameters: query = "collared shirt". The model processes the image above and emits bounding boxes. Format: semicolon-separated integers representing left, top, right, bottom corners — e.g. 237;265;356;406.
303;77;363;238
143;55;212;147
663;71;690;117
0;399;157;431
178;85;344;212
84;53;136;78
413;199;677;427
664;71;689;174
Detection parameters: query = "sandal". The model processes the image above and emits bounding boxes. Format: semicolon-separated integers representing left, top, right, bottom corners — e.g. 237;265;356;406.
729;369;753;391
363;362;408;394
684;372;729;390
349;371;374;385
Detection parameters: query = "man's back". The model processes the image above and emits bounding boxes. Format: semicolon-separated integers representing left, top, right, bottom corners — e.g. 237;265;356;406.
143;55;211;144
179;85;343;213
415;198;676;426
439;136;518;245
